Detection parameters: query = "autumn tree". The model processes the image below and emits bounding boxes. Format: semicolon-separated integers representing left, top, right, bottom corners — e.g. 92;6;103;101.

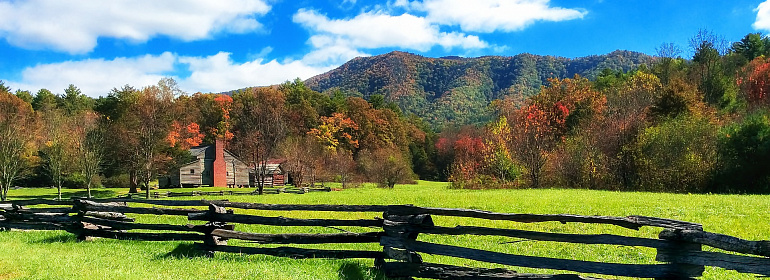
598;71;661;188
633;116;718;192
112;79;179;197
738;56;770;108
72;111;105;198
232;87;286;194
100;85;141;191
505;104;562;188
40;110;73;200
485;117;521;186
308;112;359;152
359;147;415;188
328;149;356;188
278;136;323;188
0;91;38;201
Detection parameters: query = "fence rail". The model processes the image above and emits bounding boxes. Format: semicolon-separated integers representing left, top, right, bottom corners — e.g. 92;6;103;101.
0;197;768;280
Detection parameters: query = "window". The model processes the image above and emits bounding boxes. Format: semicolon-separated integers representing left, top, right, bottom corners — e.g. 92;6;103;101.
190;169;195;174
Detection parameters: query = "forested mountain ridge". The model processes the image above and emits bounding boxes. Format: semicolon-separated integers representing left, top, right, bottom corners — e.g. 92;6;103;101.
305;50;655;128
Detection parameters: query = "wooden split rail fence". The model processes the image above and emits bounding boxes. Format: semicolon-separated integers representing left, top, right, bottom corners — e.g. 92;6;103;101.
1;198;769;279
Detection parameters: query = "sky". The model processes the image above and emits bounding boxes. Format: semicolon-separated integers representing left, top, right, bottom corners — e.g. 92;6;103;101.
2;0;770;97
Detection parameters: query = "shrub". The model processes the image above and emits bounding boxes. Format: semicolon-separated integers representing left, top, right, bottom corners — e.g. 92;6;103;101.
714;113;770;193
633;116;718;192
102;174;131;189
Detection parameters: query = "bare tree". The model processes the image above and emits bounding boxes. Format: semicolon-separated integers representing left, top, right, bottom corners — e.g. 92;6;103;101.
359;147;415;188
328;149;356;188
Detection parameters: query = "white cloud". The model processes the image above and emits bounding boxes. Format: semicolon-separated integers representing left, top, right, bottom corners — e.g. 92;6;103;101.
755;1;770;31
7;52;334;97
0;0;270;54
8;53;177;97
178;52;333;93
416;0;586;32
293;9;486;65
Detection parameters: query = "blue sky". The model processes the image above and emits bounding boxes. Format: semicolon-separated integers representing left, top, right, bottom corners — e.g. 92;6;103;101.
2;0;770;97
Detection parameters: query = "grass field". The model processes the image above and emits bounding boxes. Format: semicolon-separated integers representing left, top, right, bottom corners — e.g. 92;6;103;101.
1;181;769;280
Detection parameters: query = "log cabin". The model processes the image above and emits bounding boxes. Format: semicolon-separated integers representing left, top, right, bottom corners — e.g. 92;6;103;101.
160;140;250;188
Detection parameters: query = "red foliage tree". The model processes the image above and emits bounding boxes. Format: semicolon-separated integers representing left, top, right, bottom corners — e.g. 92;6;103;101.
739;56;770;108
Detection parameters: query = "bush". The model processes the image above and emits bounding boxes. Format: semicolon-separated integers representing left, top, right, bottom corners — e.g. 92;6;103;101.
102;174;131;189
714;113;770;193
633;116;718;192
550;136;610;190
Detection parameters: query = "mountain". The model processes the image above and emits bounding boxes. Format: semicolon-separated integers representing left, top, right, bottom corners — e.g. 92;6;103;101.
305;50;656;129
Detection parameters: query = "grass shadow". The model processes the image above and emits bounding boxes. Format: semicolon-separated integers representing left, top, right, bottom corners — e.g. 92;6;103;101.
31;233;78;244
338;261;388;280
10;189;118;200
157;243;210;259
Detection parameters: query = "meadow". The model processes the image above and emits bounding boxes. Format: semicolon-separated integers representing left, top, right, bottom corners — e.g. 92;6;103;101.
1;181;768;280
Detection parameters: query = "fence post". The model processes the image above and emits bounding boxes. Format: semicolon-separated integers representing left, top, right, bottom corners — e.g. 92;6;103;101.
197;203;234;256
656;229;705;280
380;211;433;265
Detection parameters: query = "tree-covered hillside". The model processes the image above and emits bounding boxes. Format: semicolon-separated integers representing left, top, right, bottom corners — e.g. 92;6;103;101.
306;50;655;129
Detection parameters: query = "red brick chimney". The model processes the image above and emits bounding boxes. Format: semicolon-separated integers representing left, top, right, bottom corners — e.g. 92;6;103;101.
212;139;227;187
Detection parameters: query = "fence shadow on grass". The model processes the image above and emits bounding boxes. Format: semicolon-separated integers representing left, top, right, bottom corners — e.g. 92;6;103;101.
9;189;118;200
32;233;78;244
337;261;387;280
159;243;210;259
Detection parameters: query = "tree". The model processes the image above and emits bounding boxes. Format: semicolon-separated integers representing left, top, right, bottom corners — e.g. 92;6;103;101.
308;112;359;153
328;149;356;188
715;112;770;193
113;80;178;196
40;110;73;200
15;90;33;104
738;56;770;108
633;116;718;192
359;147;415;188
0;81;9;94
598;71;661;188
278;136;322;188
654;42;683;85
73;111;105;198
505;104;563;188
32;88;58;112
0;92;37;201
60;84;93;115
232;87;286;194
731;33;770;62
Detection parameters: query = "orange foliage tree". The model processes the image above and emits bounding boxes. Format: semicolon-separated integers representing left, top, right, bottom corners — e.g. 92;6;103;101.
0;90;38;201
308;112;359;153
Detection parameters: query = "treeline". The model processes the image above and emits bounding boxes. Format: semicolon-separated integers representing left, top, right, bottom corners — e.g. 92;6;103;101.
0;78;437;201
443;31;770;193
2;30;770;199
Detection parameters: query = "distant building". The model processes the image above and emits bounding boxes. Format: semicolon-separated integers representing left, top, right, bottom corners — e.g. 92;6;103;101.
160;140;250;188
253;159;287;187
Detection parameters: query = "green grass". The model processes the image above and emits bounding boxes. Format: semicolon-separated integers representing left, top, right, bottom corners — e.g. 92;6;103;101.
1;182;769;279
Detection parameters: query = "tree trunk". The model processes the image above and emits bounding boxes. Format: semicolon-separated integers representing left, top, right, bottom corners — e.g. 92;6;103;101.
1;183;8;201
129;171;138;193
86;181;92;199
